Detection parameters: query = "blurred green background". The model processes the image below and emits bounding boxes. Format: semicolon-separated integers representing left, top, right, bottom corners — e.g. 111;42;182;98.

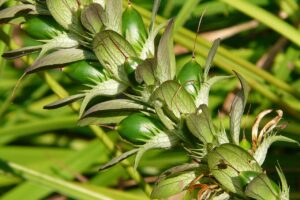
0;0;299;199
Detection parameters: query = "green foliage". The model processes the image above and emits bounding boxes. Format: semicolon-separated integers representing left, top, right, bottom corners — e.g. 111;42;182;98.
0;0;299;199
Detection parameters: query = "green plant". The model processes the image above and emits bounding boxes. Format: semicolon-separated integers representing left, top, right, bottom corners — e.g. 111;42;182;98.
0;0;298;199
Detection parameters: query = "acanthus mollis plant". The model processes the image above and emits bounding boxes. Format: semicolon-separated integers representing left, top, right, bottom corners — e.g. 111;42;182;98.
0;0;298;199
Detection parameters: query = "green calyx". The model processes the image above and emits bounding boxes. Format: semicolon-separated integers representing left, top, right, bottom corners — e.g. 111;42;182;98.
63;60;106;84
122;3;148;54
177;58;202;96
116;113;164;145
21;16;64;39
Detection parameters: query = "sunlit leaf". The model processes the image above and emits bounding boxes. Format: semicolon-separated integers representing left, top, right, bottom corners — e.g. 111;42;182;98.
230;72;250;144
203;38;221;81
156;19;176;83
44;94;85;109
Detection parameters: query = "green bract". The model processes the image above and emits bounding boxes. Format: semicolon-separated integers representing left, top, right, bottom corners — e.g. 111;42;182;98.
122;3;147;54
177;58;202;96
116;113;163;145
207;143;262;196
21;16;64;39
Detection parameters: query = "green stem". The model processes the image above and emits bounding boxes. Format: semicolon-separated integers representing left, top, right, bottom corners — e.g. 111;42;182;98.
174;0;201;32
0;115;77;144
220;0;300;47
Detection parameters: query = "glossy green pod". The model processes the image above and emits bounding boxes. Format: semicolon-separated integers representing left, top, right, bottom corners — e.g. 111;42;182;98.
63;60;105;84
177;59;202;96
122;3;148;54
116;113;163;145
21;16;64;39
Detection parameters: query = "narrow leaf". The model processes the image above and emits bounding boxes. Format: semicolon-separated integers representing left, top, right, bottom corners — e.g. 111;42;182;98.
44;94;85;109
156;19;176;83
77;111;130;126
26;48;96;73
149;0;161;32
203;38;221;80
0;160;134;200
99;149;139;171
230;72;250;144
276;166;289;200
83;99;152;117
2;46;42;59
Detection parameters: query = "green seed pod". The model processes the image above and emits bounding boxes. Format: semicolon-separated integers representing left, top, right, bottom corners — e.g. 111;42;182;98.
124;57;142;84
116;113;163;145
63;60;106;84
122;3;148;54
239;137;252;151
177;59;202;96
207;143;262;197
21;16;64;39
